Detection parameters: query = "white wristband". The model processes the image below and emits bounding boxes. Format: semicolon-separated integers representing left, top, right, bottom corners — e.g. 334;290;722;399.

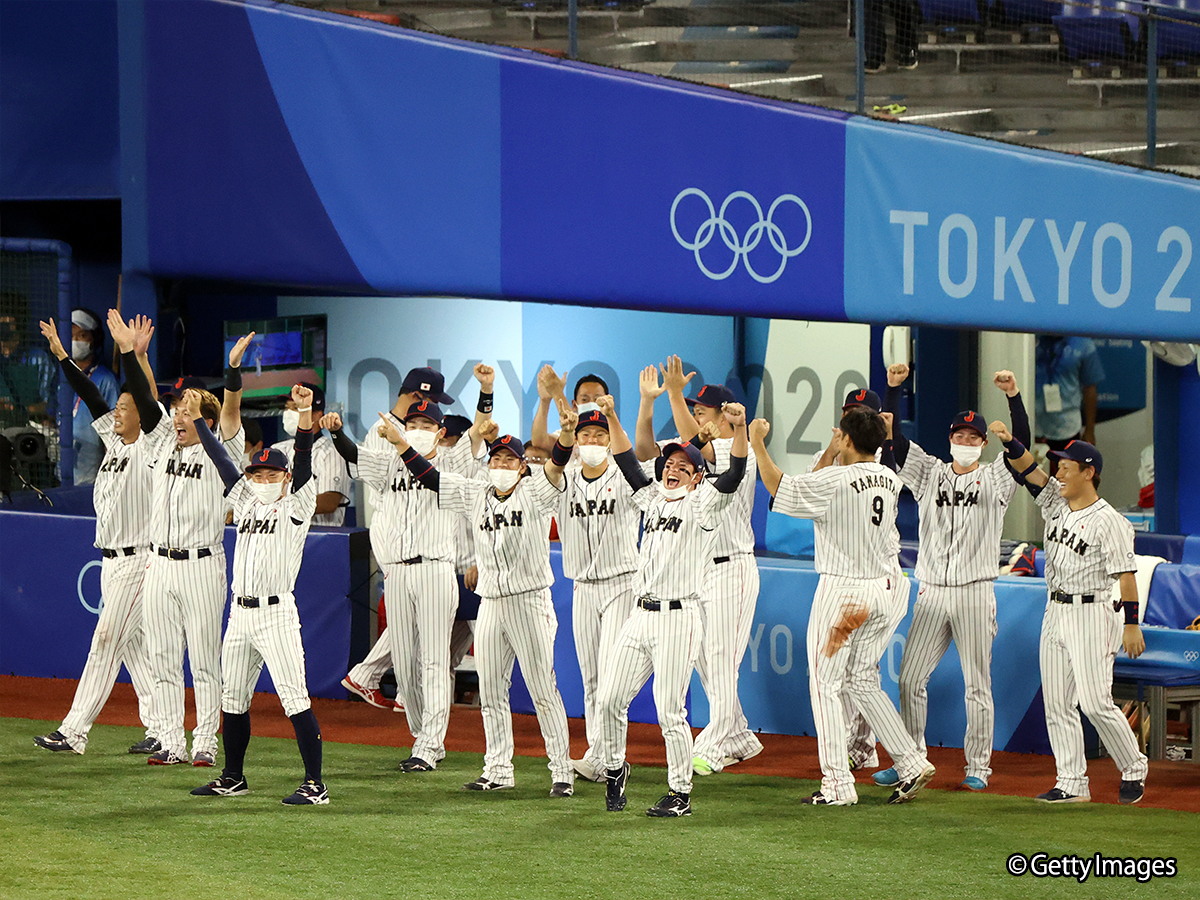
297;406;312;413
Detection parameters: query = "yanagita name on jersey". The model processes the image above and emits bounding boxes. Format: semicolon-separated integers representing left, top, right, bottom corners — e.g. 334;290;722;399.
848;473;899;494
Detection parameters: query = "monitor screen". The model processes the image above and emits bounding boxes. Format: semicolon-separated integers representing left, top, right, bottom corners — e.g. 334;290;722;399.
223;315;327;402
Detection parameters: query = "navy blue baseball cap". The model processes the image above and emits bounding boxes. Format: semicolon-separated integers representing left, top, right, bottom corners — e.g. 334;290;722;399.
488;434;525;459
442;414;471;438
949;410;987;438
400;366;454;405
245;447;289;473
686;384;737;409
842;388;882;412
575;409;609;432
1049;440;1103;476
655;442;706;481
160;375;207;400
403;398;444;427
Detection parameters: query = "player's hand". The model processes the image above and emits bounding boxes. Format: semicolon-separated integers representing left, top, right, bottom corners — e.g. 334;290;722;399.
887;362;910;387
132;315;155;357
595;394;615;418
229;332;256;369
698;421;721;443
182;388;202;421
292;383;313;407
556;398;578;435
538;365;567;401
660;355;695;394
993;370;1018;397
377;412;405;446
38;318;67;361
638;365;665;400
106;308;136;354
881;411;894;439
988;420;1013;442
1123;624;1146;659
477;419;500;443
748;418;770;443
464;565;479;591
723;402;746;427
473;362;495;392
319;412;342;432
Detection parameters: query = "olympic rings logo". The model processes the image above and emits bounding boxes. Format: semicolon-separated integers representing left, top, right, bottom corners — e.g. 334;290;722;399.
77;560;103;615
1185;650;1199;663
670;188;812;284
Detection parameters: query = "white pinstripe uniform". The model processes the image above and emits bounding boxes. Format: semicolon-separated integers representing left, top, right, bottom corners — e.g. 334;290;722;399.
598;479;734;794
557;456;640;774
220;476;319;717
142;414;245;760
272;433;350;526
1034;479;1146;797
54;410;160;751
773;463;931;804
354;429;477;765
438;466;572;786
895;443;1018;783
692;438;762;772
807;447;905;771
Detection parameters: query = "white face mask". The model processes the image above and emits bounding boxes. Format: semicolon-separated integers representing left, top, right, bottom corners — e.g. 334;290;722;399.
406;429;438;457
72;340;93;361
950;444;983;468
281;408;300;437
659;483;690;501
248;479;285;504
578;444;608;467
489;468;521;493
576;401;602;416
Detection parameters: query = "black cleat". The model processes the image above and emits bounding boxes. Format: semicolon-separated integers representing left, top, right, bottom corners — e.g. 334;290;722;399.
34;731;81;754
463;777;513;791
1035;787;1090;804
191;774;249;797
800;790;856;806
647;790;691;817
282;780;329;805
399;756;434;773
605;762;629;812
550;781;574;798
888;765;935;804
1118;780;1145;805
128;737;161;755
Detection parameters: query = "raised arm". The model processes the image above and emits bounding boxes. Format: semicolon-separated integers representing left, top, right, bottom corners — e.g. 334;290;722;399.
598;394;651;492
530;365;566;452
712;403;747;493
635;364;665;461
661;355;700;443
545;400;577;488
472;362;495;433
989;420;1047;495
994;370;1031;449
749;418;781;496
187;389;241;491
290;384;314;492
107;309;161;432
132;315;159;403
321;412;358;465
41;318;110;419
883;363;911;467
220;332;253;441
380;411;442;492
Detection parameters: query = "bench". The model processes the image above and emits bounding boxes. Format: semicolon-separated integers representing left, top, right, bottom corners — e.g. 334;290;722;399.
1112;627;1200;761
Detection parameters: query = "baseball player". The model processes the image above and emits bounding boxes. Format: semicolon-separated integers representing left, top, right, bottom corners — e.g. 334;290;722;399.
113;310;248;766
650;356;762;776
443;414;484;682
67;307;120;485
752;408;935;806
272;383;350;526
325;367;492;772
189;384;328;804
530;367;610;450
991;423;1148;804
594;393;747;817
33;315;163;755
392;416;574;796
872;365;1030;791
341;625;401;711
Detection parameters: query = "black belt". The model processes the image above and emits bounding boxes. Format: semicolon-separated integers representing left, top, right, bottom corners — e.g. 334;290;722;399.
400;556;423;566
713;556;731;565
1051;591;1095;604
155;547;212;561
637;598;682;612
101;547;137;559
237;596;280;608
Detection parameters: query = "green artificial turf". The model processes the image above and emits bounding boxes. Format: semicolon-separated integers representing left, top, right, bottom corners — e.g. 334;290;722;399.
3;717;1197;900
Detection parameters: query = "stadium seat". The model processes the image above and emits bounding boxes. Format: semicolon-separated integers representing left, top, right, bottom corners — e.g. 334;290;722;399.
1053;8;1141;61
1155;0;1200;60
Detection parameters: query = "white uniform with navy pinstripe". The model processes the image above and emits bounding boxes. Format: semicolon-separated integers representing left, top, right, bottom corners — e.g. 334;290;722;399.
1035;480;1147;797
557;457;640;774
439;468;571;787
598;481;734;795
772;463;931;804
692;438;762;772
56;410;160;751
272;433;350;526
895;444;1018;783
142;415;246;761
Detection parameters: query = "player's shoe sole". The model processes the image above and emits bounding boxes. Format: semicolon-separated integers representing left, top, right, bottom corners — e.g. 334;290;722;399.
888;765;936;804
692;756;715;777
128;737;161;755
33;731;82;754
192;751;216;767
571;757;605;783
191;775;249;797
722;744;764;768
961;777;988;791
399;756;435;773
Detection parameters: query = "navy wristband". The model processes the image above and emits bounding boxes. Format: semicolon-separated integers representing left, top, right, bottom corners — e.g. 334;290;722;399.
550;440;572;467
224;366;242;392
1124;601;1140;626
1003;438;1026;459
477;391;493;414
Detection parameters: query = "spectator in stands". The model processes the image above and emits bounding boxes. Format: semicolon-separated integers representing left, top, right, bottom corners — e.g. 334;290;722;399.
1034;334;1104;450
0;294;56;432
69;307;120;484
864;0;919;73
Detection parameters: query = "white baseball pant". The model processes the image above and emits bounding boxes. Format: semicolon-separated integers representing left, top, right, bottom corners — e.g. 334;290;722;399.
60;552;159;750
221;592;311;716
383;560;457;763
573;574;637;772
346;631;394;693
899;581;997;782
1040;598;1148;796
809;574;929;803
846;570;909;770
692;554;762;770
599;602;704;794
475;588;573;786
143;550;226;758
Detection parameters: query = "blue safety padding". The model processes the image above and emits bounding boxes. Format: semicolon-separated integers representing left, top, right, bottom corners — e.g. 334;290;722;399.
1135;531;1186;563
1114;663;1200;686
1144;564;1200;628
1115;625;1200;674
763;507;815;557
1182;535;1200;565
751;479;771;553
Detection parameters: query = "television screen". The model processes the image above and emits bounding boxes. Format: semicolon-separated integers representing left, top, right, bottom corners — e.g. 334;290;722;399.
223;315;327;403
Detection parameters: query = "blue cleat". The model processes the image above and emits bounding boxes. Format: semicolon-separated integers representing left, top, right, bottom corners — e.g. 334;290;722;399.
962;777;987;791
872;767;900;787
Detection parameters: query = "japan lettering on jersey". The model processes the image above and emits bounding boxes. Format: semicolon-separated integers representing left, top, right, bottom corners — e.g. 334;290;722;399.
898;443;1019;586
91;409;155;550
438;469;563;598
630;482;734;603
772;462;901;579
1035;480;1137;595
558;461;640;583
227;477;319;598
